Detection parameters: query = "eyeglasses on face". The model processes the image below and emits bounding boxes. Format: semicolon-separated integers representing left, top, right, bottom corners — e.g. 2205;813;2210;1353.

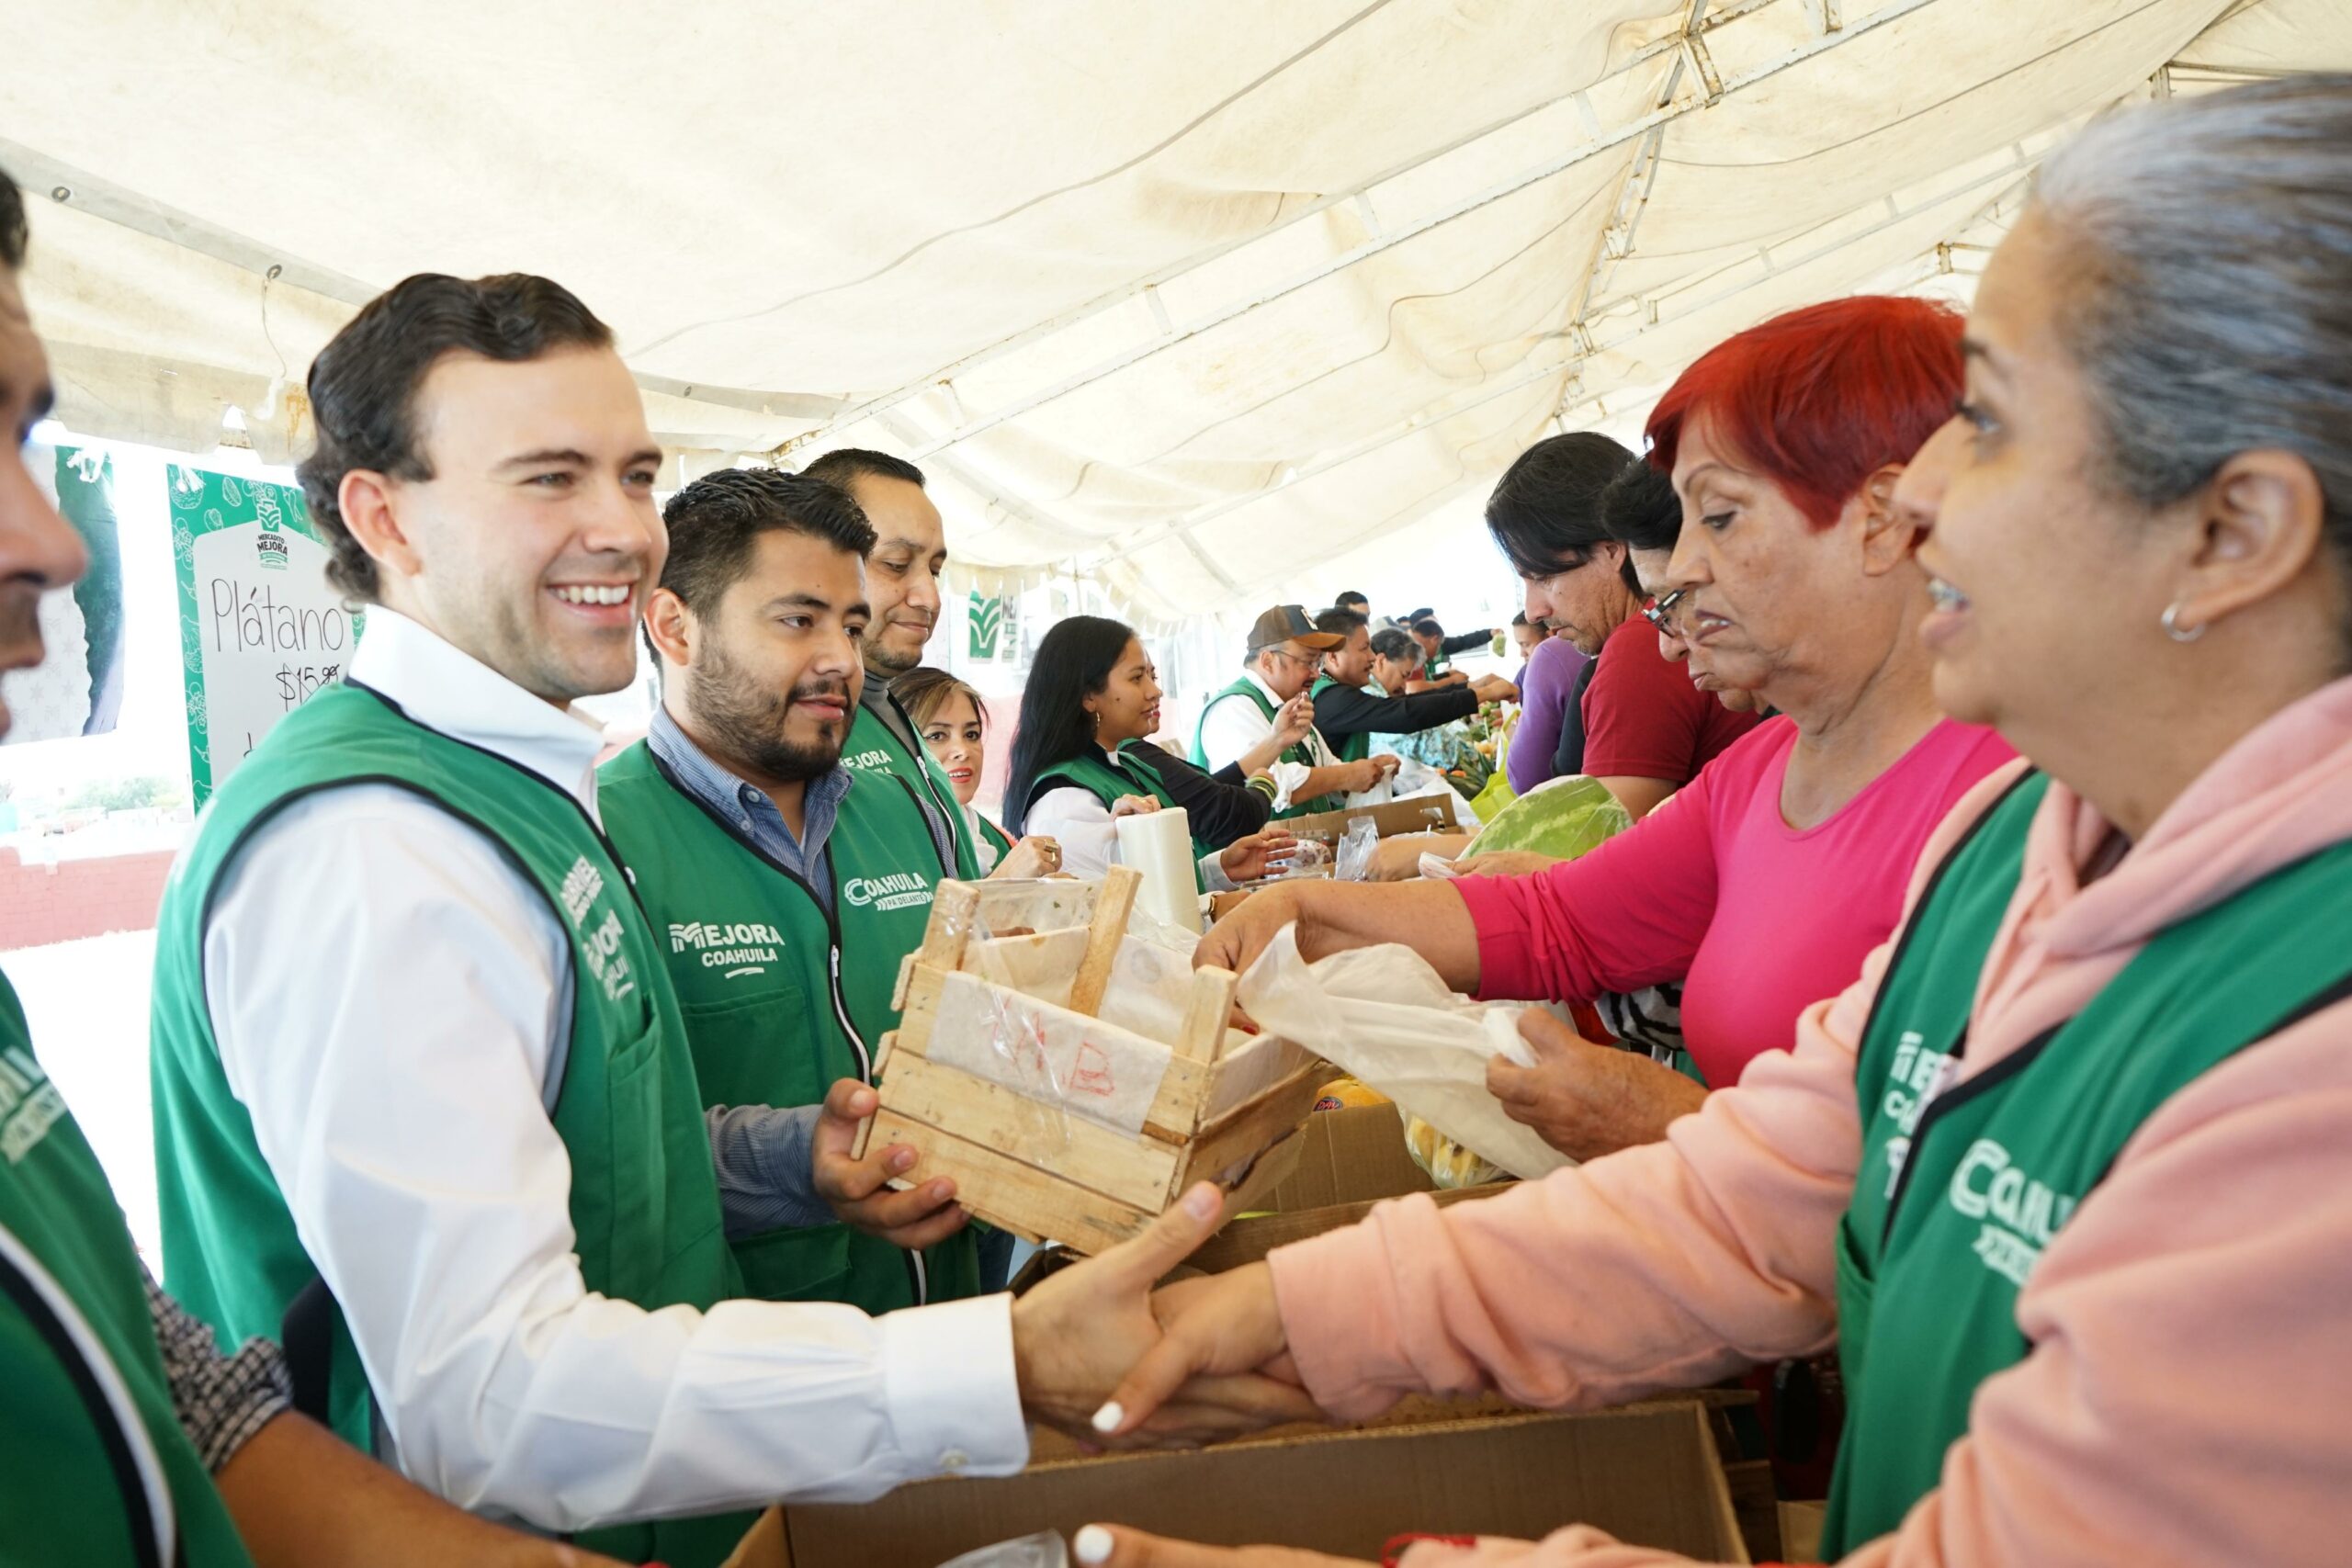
1641;588;1692;637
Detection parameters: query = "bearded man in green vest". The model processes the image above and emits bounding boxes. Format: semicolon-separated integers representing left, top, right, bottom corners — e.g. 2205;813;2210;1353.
600;467;988;1311
143;269;1301;1567
0;163;642;1568
1191;604;1396;818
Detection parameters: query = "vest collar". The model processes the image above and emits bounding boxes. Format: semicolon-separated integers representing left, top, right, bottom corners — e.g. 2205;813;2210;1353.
345;607;605;813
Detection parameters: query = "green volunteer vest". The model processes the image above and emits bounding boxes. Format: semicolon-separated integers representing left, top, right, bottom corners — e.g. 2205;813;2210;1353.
148;682;751;1568
1826;771;2352;1555
974;810;1015;864
596;741;981;1311
1189;677;1344;818
1308;673;1370;763
842;691;983;880
0;975;254;1568
1031;745;1212;898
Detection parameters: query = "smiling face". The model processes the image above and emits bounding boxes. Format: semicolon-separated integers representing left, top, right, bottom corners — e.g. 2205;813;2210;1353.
1897;211;2198;734
356;344;663;705
918;688;986;806
0;268;90;739
851;473;947;680
1082;637;1163;746
658;527;868;787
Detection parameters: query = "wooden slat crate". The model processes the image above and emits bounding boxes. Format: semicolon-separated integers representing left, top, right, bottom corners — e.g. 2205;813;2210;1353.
862;867;1326;1253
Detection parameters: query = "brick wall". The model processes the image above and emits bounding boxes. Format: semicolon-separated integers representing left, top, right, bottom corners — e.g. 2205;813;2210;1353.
0;848;175;951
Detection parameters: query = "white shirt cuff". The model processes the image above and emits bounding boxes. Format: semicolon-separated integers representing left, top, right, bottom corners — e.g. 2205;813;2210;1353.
1266;759;1312;812
879;1293;1029;1480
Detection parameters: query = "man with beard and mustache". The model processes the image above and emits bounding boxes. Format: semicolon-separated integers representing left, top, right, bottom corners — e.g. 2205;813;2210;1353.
599;468;985;1312
799;449;987;879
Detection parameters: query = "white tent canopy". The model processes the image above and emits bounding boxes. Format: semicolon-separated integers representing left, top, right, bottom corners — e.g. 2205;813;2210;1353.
7;0;2346;637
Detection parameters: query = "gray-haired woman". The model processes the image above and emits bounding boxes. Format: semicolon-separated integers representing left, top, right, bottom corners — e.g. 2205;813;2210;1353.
1075;74;2352;1568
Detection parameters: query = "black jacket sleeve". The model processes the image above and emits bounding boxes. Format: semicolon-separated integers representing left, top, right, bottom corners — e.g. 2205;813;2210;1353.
1139;746;1272;849
1311;681;1479;740
1440;628;1493;656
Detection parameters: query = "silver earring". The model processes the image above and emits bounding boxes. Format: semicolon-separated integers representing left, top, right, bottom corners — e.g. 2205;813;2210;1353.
2161;603;2205;644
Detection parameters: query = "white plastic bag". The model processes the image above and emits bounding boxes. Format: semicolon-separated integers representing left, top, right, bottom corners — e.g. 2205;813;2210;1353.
1235;927;1573;1180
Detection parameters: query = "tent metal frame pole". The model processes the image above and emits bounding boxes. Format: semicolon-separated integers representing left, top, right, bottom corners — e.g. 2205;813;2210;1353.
788;0;1826;454
893;0;1944;462
1080;139;2037;579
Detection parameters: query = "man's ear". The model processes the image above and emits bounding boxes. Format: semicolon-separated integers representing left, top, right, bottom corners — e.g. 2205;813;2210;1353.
1855;464;1918;578
642;587;696;669
337;468;423;582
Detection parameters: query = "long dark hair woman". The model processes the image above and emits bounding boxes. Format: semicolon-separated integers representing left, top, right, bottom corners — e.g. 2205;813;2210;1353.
1005;615;1294;893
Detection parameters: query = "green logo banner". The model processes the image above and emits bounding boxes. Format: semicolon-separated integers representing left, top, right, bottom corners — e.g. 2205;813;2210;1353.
967;591;1005;660
168;466;363;806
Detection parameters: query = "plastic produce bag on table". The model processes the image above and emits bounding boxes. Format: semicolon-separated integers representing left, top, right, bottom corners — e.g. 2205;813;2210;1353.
1235;926;1572;1181
1333;814;1381;881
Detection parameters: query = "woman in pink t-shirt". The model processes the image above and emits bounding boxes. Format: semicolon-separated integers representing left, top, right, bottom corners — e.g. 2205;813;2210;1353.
1202;295;2013;1158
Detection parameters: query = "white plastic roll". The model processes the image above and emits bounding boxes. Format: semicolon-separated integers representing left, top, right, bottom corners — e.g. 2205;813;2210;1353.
1114;807;1202;934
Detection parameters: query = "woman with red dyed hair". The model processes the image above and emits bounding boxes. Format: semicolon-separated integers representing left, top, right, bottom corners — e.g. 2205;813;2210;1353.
1201;295;2013;1156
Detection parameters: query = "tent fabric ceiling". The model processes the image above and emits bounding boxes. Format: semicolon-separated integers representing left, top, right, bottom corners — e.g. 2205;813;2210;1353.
7;0;2347;631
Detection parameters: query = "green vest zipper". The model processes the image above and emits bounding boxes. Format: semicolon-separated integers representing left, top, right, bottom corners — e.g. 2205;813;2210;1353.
1825;771;2352;1554
841;692;982;880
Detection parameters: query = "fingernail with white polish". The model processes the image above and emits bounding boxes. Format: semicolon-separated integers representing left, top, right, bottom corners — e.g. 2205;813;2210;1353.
1090;1400;1124;1434
1074;1523;1114;1564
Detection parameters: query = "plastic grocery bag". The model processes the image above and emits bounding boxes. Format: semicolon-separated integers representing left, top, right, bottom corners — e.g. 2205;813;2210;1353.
1236;927;1573;1181
939;1533;1069;1568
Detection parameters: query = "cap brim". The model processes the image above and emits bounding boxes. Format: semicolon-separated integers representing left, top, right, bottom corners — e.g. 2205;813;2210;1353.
1295;632;1345;650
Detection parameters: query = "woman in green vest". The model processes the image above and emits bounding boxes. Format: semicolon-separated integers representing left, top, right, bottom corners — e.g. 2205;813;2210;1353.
1073;77;2352;1568
1004;615;1296;893
894;662;1065;879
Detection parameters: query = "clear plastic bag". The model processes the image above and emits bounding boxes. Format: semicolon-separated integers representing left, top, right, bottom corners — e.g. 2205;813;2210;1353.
1333;814;1380;881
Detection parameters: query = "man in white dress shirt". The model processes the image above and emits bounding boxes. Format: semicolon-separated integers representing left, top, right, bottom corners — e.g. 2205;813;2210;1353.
146;272;1307;1566
1191;604;1396;818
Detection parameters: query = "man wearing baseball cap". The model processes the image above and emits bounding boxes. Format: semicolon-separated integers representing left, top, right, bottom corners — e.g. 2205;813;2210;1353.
1192;604;1395;817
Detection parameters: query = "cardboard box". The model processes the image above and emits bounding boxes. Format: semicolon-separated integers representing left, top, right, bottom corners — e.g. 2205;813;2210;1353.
1255;1101;1435;1213
1187;1180;1511;1275
766;1403;1749;1568
1279;790;1463;845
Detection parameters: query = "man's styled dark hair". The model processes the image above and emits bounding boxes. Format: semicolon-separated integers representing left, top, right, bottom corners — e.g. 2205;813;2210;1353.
296;273;616;601
1483;431;1638;580
801;447;926;493
1409;616;1443;639
0;165;27;271
1368;627;1420;664
659;468;878;623
1600;457;1685;595
1510;611;1529;627
1313;606;1366;637
1333;590;1369;610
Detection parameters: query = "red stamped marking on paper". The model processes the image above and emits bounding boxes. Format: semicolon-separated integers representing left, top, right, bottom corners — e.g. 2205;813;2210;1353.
1071;1040;1116;1097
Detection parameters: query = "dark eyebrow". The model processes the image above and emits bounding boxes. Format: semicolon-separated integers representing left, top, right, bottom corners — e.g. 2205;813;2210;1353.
1960;335;2007;376
761;592;873;620
494;447;591;472
0;378;53;426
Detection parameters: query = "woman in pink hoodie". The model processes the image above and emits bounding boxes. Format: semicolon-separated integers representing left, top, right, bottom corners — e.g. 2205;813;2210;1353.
1080;75;2352;1568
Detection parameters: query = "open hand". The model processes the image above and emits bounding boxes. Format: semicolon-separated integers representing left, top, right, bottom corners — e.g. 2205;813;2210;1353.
1218;827;1300;884
1486;1012;1709;1161
1113;795;1162;818
1012;1185;1322;1447
1470;674;1519;703
812;1079;969;1248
